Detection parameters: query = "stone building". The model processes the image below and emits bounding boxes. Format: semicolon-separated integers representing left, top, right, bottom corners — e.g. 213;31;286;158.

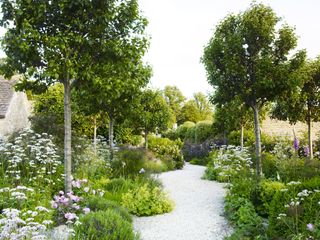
0;76;31;139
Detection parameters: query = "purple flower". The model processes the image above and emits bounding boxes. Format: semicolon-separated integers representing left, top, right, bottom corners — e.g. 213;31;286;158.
307;223;314;232
84;187;89;193
83;207;90;214
64;212;77;220
293;138;299;151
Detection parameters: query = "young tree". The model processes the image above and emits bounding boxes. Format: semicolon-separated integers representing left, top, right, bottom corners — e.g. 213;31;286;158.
202;3;306;176
272;58;320;162
1;0;148;192
133;89;174;149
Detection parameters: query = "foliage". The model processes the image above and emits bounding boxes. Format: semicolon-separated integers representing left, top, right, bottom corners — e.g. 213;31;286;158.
74;209;138;240
163;85;186;124
176;121;196;140
121;183;174;216
182;140;214;161
272;57;320;160
194;120;213;143
189;157;210;166
86;196;132;223
148;136;184;169
225;196;265;239
179;92;213;124
268;178;320;239
202;2;306;176
111;149;148;178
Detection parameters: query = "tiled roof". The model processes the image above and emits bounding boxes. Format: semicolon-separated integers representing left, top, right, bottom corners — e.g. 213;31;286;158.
0;76;15;119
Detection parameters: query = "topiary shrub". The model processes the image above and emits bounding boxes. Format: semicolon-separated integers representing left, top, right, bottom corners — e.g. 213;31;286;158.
74;209;138;240
176;121;195;140
86;196;132;223
194;120;213;143
121;183;174;216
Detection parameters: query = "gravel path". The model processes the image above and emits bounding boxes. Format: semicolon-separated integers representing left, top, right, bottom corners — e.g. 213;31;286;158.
133;163;231;240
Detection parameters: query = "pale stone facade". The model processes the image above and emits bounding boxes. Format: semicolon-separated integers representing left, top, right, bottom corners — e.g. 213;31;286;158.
0;77;31;139
261;117;320;139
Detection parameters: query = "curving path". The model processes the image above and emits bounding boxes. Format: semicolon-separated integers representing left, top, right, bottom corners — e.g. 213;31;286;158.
133;163;232;240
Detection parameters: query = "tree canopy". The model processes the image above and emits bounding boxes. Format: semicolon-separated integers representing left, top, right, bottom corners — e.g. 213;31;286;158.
202;3;306;176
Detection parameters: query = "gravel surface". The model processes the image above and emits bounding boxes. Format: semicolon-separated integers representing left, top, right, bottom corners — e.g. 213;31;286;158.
133;163;232;240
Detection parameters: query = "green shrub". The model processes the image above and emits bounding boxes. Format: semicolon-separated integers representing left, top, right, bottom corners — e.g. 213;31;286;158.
225;195;265;239
185;126;196;143
111;149;146;178
121;183;174;216
257;180;285;216
261;152;277;179
189;157;210;166
228;130;255;148
148;137;184;169
194;120;213;143
176;121;195;140
86;196;132;223
74;210;138;240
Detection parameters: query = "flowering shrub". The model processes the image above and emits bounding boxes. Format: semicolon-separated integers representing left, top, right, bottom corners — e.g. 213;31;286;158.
204;146;253;182
0;129;62;187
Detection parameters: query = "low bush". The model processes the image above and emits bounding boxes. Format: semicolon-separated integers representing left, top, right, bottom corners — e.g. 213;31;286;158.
74;209;138;240
194;120;213;143
176;121;195;140
86;196;132;223
148;137;184;169
189;157;210;166
121;182;174;216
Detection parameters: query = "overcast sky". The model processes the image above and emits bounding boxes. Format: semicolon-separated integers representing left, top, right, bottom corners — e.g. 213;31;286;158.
138;0;320;98
1;1;320;98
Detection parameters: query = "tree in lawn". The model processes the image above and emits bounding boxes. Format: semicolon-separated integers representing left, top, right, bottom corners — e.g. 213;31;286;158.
163;86;186;124
133;89;174;149
0;0;149;192
272;58;320;162
213;98;253;149
202;3;306;176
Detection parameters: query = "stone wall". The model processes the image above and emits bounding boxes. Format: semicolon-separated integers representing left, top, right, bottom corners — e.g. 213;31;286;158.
0;92;31;138
261;117;320;139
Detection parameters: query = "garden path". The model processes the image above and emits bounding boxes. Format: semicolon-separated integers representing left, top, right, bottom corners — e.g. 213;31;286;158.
133;163;231;240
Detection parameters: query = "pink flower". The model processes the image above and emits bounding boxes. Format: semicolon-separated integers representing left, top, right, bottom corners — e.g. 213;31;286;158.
307;223;314;231
83;207;90;214
72;180;81;188
50;201;58;209
64;212;77;220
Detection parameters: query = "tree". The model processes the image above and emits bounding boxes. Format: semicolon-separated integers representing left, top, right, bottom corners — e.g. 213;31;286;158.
179;92;213;124
163;85;186;123
272;58;320;161
133;89;174;149
202;3;306;176
1;0;148;192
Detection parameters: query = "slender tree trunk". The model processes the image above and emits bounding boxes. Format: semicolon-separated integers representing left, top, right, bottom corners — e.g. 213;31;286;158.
240;125;244;150
144;130;148;149
109;117;115;160
223;130;227;145
63;76;72;193
307;108;313;162
93;116;97;155
252;104;262;176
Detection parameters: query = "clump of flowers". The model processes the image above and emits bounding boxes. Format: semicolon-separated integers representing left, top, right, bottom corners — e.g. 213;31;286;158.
51;190;89;225
205;145;253;182
0;207;52;240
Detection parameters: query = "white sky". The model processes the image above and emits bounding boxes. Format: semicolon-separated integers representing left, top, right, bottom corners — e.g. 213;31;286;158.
138;0;320;98
1;1;320;98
